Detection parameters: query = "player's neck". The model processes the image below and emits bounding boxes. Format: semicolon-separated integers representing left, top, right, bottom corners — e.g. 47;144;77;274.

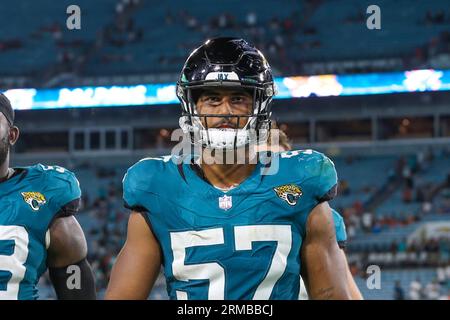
200;162;256;190
199;147;257;190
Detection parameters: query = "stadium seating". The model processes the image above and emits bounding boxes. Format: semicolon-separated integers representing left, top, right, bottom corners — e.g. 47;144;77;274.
354;268;442;300
2;0;450;77
375;153;450;218
331;156;397;208
0;0;113;75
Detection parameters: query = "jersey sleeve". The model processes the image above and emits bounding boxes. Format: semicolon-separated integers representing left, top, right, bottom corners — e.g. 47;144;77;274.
123;157;175;214
43;165;82;217
315;154;338;202
122;162;150;212
289;150;339;238
123;168;140;210
331;209;347;248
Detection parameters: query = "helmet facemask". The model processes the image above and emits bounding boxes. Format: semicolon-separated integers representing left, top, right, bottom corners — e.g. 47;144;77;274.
178;83;274;150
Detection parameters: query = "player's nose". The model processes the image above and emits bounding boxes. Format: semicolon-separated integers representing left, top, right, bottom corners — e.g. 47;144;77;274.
217;97;234;115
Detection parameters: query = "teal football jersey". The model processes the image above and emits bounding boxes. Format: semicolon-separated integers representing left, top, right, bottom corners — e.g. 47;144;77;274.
0;164;81;300
123;150;341;300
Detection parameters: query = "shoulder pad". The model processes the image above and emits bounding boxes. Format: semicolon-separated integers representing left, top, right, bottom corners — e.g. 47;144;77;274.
36;164;82;213
122;155;176;209
279;149;337;201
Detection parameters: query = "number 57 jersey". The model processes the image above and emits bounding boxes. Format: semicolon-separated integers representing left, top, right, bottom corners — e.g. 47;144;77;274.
123;150;339;300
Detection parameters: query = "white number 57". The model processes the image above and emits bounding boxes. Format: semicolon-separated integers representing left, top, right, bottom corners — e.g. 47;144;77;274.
170;225;292;300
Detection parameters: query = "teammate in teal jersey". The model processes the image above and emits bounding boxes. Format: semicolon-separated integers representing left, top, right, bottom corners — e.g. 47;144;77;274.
0;93;96;300
106;38;362;300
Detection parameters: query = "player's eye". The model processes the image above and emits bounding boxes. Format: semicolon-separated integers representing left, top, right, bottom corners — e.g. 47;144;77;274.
231;95;250;104
203;96;222;105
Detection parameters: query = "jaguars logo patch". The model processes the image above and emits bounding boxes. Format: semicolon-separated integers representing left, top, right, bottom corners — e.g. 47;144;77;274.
21;192;47;211
274;184;302;206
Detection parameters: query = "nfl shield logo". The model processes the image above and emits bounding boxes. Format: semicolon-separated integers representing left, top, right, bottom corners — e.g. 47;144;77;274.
218;195;232;210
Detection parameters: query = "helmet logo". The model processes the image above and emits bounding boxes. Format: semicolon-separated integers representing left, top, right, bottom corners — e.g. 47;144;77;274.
205;72;239;81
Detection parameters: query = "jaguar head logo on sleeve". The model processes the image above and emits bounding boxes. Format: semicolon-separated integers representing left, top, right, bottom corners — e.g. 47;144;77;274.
274;184;303;206
21;192;47;211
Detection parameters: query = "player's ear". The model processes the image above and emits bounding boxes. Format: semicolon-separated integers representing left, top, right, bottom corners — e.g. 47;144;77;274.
8;125;19;146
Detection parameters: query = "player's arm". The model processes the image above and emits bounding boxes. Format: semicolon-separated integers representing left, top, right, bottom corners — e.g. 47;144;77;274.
332;209;364;299
339;248;363;299
300;201;360;299
47;215;96;300
105;211;162;300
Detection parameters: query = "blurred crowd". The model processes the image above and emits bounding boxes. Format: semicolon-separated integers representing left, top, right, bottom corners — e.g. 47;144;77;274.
160;8;302;75
393;265;450;300
98;1;450;75
2;0;450;88
357;238;449;268
338;149;450;239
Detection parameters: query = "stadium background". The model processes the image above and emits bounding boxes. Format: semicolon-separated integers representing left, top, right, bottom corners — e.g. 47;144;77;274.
1;0;449;300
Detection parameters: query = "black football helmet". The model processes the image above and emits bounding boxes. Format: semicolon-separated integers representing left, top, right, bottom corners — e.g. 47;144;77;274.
176;37;276;150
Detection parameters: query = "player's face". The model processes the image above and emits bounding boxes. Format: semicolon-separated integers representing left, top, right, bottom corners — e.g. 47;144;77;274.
195;88;253;129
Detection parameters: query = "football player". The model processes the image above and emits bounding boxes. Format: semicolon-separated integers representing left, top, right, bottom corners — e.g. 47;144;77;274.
0;93;96;300
106;38;362;300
